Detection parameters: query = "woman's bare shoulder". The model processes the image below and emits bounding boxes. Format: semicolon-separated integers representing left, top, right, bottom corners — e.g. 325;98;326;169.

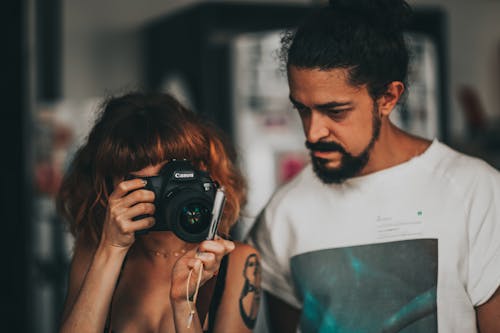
229;241;260;263
225;241;261;282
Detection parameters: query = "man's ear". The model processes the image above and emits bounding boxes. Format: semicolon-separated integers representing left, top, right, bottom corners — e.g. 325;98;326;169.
377;81;405;117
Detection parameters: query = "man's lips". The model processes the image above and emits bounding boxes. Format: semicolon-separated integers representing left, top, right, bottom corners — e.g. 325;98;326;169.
311;150;342;159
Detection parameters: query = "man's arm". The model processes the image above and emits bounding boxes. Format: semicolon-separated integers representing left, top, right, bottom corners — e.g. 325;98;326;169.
476;286;500;332
266;291;300;333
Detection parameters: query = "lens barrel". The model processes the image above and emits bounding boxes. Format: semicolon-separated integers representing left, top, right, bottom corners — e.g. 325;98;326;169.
163;189;214;242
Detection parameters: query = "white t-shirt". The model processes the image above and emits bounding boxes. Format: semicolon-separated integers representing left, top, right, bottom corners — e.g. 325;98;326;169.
248;140;500;332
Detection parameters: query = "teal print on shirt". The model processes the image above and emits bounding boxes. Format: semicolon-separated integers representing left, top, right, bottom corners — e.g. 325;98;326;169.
290;239;438;333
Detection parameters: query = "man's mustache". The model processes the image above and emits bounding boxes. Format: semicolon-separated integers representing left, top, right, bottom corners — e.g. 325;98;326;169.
305;140;346;154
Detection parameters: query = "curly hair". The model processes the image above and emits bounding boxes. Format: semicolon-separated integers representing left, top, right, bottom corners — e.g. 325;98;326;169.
280;0;412;101
56;92;246;245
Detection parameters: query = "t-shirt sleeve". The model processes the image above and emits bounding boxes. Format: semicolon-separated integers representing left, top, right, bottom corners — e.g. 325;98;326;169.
467;165;500;306
246;204;302;309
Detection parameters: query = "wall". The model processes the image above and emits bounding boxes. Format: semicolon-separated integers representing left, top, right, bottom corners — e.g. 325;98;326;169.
61;0;310;100
410;0;500;141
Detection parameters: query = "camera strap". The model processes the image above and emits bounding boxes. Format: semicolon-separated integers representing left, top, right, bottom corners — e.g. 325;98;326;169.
186;265;204;328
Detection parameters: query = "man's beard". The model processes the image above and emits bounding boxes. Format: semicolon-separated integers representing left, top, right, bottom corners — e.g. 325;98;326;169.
306;107;382;184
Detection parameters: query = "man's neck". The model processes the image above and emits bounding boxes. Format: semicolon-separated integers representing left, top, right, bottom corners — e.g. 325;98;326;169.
360;120;432;176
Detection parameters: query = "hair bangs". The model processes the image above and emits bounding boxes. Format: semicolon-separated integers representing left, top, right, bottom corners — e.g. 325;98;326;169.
94;110;209;178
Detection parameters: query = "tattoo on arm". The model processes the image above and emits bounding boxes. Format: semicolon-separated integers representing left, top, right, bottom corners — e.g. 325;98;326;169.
239;253;261;329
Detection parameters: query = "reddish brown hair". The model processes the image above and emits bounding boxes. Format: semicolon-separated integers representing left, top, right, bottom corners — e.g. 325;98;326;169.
56;92;246;244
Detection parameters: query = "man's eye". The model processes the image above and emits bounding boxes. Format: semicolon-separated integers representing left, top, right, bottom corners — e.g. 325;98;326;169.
328;109;346;114
327;109;350;119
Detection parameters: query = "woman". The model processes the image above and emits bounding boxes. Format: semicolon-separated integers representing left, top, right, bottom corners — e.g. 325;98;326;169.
57;92;261;333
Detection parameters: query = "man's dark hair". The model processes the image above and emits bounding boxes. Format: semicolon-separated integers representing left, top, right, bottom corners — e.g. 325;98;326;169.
281;0;412;100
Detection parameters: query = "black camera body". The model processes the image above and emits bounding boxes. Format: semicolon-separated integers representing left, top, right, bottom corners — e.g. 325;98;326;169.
126;160;218;243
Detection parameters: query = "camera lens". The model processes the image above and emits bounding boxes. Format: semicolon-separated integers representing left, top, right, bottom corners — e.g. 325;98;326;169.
163;186;215;243
179;201;211;234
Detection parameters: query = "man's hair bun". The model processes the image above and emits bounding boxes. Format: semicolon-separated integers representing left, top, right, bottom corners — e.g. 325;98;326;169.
328;0;412;31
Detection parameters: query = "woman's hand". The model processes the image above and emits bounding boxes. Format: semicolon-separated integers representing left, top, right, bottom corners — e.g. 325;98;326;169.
170;238;235;303
99;178;156;250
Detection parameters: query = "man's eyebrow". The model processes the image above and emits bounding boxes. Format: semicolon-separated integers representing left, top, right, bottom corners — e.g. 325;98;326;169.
289;95;303;106
289;95;352;109
316;101;352;109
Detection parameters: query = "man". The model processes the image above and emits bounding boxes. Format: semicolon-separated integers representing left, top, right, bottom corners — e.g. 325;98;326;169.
247;0;500;332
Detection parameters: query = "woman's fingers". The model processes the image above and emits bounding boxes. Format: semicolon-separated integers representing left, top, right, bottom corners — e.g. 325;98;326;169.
180;248;223;279
171;257;210;301
185;258;215;288
192;239;235;274
186;257;203;272
120;189;155;208
107;202;155;230
198;239;235;256
110;216;155;234
126;216;155;232
101;179;156;249
122;202;155;220
195;252;217;272
170;240;235;302
109;178;146;199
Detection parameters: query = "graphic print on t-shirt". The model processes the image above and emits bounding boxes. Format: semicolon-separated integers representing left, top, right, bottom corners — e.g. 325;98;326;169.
290;239;438;333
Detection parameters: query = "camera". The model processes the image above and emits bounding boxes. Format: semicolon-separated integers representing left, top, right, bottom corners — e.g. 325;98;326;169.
126;160;220;243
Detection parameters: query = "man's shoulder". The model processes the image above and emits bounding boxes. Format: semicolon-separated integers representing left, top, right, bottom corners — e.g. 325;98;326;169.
431;141;498;176
426;141;500;190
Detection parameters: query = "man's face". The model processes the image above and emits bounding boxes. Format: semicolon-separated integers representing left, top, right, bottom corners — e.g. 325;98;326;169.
288;66;381;184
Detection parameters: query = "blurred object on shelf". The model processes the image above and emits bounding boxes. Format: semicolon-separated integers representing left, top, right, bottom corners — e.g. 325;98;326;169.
275;150;309;185
34;99;98;193
34;108;73;196
454;85;500;169
391;33;440;140
458;85;486;137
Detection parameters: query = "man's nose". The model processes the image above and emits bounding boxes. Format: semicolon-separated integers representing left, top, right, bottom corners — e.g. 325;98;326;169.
305;111;330;143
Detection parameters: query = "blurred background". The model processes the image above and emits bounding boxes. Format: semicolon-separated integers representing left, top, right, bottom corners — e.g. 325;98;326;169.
2;0;500;332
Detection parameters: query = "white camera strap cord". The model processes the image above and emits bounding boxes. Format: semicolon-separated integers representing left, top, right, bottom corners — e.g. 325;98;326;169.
186;265;204;328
